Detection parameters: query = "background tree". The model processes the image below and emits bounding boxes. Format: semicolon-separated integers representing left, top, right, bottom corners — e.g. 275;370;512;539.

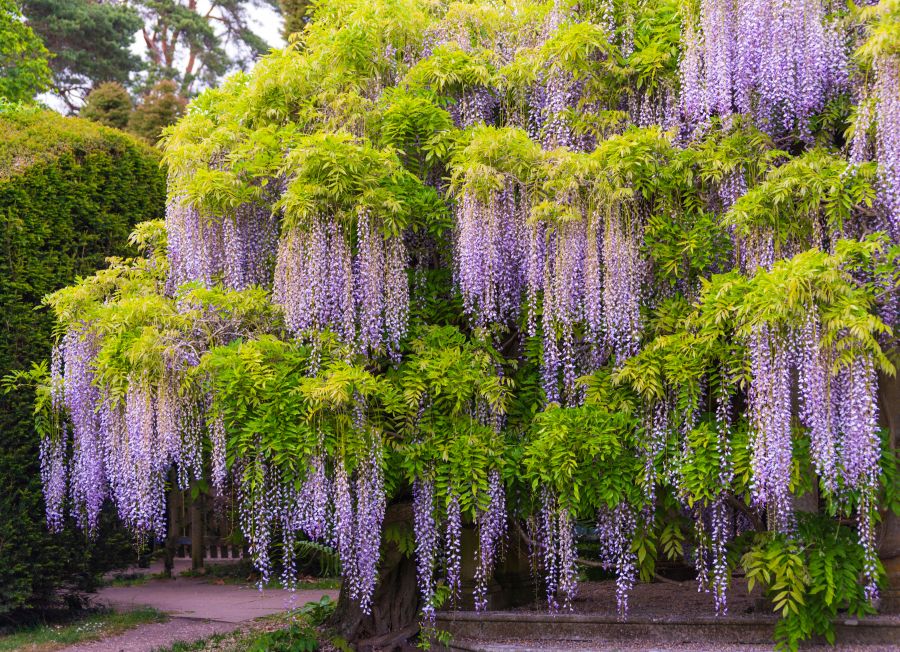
279;0;310;39
80;81;133;131
0;0;51;103
19;0;143;110
134;0;279;96
128;79;187;143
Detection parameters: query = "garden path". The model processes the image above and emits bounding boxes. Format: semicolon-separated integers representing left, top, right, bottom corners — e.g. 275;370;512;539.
59;571;338;652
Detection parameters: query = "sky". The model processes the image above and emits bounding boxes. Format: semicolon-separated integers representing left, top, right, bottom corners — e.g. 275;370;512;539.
41;2;286;113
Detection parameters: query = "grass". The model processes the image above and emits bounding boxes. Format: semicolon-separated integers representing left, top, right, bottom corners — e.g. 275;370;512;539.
0;607;167;652
156;596;349;652
103;571;169;587
179;561;341;591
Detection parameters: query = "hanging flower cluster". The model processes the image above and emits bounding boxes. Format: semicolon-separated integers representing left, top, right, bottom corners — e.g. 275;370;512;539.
874;55;900;241
747;324;795;532
34;0;898;640
274;211;409;358
445;490;463;603
166;200;278;291
454;185;646;403
454;184;528;327
596;502;638;619
680;0;847;137
474;470;508;611
239;440;385;612
536;489;579;612
59;329;105;534
47;328;208;539
413;479;439;624
750;313;883;599
600;211;643;365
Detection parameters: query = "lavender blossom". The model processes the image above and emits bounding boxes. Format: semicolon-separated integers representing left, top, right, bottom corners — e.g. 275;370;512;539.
413;478;438;624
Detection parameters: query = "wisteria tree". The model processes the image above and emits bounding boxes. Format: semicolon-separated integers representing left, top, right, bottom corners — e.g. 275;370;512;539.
17;0;900;650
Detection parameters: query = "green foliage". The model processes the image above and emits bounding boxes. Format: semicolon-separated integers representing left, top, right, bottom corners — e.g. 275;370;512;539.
247;623;319;652
742;514;880;652
523;403;643;515
24;2;900;649
405;44;497;95
19;0;142;108
396;326;513;515
376;88;455;176
129;80;189;144
294;540;341;578
298;594;337;626
80;82;133;131
0;0;52;103
725;149;878;253
855;0;900;66
0;106;165;614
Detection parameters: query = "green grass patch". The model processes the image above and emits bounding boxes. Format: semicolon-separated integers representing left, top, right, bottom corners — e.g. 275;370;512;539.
0;607;167;652
157;596;348;652
178;561;340;591
102;571;168;587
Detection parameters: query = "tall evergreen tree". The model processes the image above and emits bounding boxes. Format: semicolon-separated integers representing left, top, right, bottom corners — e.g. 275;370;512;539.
20;0;142;110
279;0;310;39
133;0;279;96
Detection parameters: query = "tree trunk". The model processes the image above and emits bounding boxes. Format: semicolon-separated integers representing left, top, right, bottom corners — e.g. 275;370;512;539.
332;502;420;651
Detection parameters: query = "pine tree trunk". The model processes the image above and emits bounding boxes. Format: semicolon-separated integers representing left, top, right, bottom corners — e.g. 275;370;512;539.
331;502;420;651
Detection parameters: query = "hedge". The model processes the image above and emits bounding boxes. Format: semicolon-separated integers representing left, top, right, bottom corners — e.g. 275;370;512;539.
0;107;166;614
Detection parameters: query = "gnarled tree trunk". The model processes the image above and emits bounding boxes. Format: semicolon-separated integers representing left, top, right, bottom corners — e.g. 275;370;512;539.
332;502;420;651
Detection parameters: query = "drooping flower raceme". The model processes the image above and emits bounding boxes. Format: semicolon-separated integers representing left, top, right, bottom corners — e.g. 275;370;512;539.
474;470;507;611
274;212;409;357
597;502;638;620
413;478;438;624
747;325;794;532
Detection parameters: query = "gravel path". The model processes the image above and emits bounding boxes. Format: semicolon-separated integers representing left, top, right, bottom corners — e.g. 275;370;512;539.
91;576;336;623
60;617;237;652
56;575;339;652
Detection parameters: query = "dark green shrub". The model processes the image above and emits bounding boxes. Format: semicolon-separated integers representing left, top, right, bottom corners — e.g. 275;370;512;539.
80;82;133;131
128;80;186;144
0;107;166;615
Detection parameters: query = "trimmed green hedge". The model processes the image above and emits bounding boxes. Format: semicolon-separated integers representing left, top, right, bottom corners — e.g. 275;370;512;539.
0;108;166;614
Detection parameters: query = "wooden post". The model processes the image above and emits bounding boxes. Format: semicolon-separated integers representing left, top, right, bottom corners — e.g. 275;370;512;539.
163;469;179;578
190;481;204;572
